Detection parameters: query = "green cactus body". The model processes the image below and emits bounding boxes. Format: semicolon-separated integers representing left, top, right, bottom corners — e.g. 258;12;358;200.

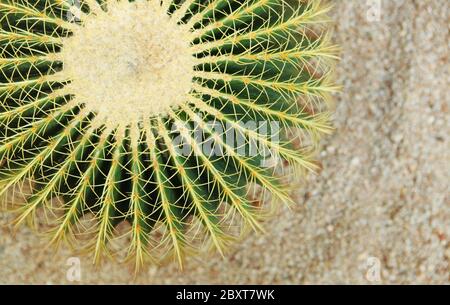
0;0;337;268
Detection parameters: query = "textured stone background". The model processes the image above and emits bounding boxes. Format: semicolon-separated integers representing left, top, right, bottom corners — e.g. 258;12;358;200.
0;0;449;284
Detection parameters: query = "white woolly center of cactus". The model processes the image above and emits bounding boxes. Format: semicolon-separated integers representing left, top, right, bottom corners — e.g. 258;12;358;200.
60;1;194;126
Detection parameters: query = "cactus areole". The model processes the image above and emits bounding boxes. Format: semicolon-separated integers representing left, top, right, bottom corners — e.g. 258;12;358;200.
0;0;337;268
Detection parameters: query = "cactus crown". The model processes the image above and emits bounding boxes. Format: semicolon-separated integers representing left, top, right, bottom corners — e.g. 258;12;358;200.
62;1;196;125
0;0;338;269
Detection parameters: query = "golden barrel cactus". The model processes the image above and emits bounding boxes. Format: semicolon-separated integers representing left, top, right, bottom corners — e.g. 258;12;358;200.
0;0;338;268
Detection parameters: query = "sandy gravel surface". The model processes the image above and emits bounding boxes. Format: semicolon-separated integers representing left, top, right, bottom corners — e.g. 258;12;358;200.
0;0;448;284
